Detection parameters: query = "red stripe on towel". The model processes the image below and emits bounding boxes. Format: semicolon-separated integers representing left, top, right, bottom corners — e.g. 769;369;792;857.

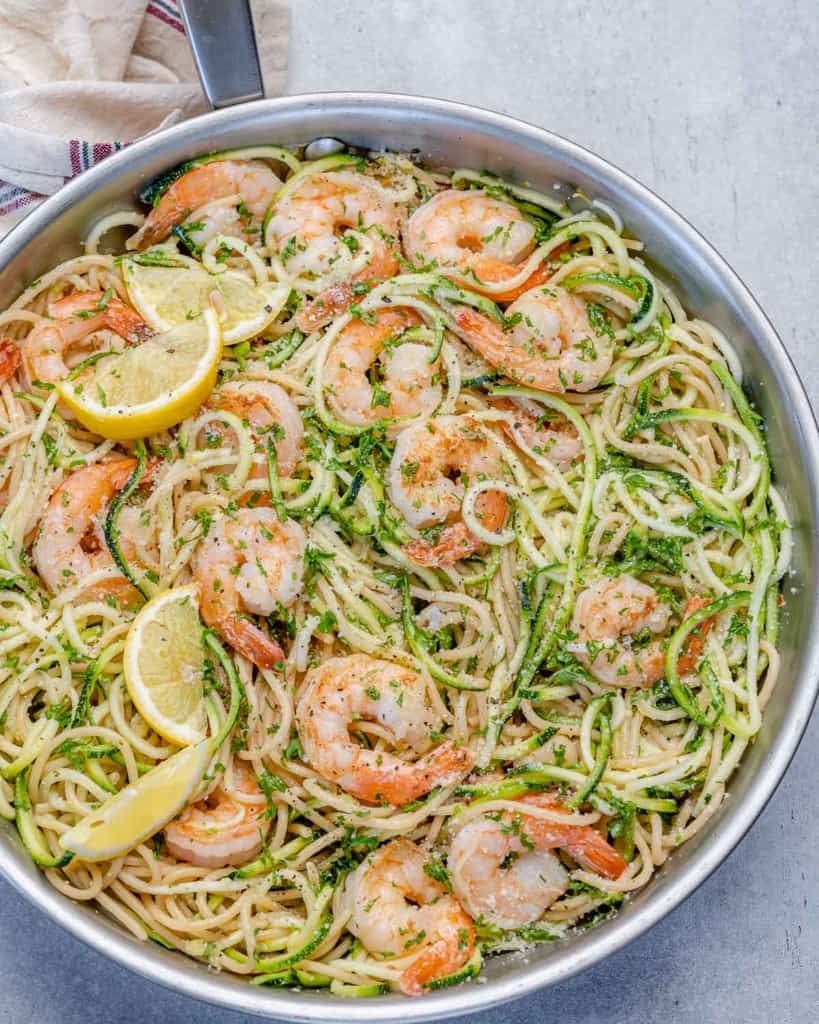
147;2;185;33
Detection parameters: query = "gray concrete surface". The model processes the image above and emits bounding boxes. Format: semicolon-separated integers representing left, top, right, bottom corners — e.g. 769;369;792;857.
2;1;818;1021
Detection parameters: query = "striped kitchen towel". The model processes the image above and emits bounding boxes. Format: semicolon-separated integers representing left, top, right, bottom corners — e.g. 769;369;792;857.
0;0;289;235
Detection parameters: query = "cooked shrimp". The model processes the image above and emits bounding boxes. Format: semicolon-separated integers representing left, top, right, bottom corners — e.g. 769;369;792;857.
0;339;21;385
128;159;281;250
451;284;613;393
265;170;400;331
193;508;306;670
388;414;508;566
449;816;568;930
325;307;442;428
21;290;152;390
164;760;270;868
209;379;304;479
448;794;626;929
296;654;473;805
571;574;671;687
341;838;476;995
494;396;582;469
32;459;139;605
406;189;556;302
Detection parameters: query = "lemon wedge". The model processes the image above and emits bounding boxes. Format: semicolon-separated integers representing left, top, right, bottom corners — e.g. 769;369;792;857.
57;307;222;440
124;585;207;746
60;739;211;862
122;252;288;344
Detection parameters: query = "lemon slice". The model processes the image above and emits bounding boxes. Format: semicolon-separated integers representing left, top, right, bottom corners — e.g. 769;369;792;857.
122;252;288;344
60;739;211;862
57;307;222;440
124;585;207;746
215;273;289;344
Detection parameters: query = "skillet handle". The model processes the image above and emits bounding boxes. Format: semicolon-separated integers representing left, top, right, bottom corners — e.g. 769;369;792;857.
179;0;265;109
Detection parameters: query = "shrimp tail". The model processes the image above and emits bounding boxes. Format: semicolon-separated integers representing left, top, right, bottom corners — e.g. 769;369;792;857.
297;244;399;332
0;339;21;385
219;615;285;671
403;523;480;567
105;301;156;344
359;741;474;806
94;578;144;609
105;457;140;491
451;306;505;358
402;491;507;568
399;913;475;996
521;794;628;880
418;741;475;792
555;828;628;879
136;208;185;251
131;168;204;250
451;305;565;393
462;242;571;302
52;292;154;345
462;258;552;304
677;595;715;675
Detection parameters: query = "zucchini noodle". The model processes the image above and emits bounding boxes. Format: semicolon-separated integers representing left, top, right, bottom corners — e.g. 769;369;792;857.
0;144;789;997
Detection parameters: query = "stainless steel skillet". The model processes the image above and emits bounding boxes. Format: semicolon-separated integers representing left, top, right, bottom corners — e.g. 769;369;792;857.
0;4;817;1021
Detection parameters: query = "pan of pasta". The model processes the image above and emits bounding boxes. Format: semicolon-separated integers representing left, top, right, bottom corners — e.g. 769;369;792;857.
0;93;817;1021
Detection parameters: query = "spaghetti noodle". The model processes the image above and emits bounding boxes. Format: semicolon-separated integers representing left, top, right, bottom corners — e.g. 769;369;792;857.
0;146;790;996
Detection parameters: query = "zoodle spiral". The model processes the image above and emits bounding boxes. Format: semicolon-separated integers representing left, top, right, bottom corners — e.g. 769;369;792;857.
0;144;790;997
